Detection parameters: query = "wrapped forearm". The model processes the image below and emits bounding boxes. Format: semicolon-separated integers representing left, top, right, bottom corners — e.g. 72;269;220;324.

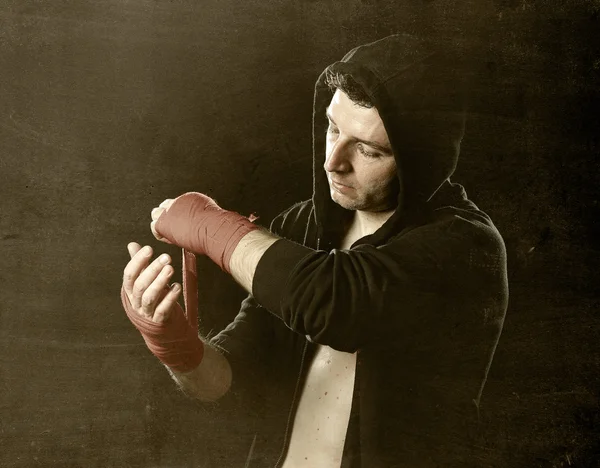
155;192;260;273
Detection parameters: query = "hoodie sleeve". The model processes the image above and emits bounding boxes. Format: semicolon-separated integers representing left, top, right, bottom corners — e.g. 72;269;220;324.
252;214;507;352
208;295;275;405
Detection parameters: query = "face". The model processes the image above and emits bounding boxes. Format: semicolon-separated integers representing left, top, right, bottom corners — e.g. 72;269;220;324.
324;89;399;213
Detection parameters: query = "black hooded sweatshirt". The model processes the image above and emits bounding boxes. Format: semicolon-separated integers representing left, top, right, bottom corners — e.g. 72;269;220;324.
212;35;509;468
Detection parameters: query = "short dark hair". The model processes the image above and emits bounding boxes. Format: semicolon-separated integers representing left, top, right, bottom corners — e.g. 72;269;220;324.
325;70;374;108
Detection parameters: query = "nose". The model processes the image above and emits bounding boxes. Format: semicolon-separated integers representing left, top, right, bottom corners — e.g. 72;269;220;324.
324;138;351;173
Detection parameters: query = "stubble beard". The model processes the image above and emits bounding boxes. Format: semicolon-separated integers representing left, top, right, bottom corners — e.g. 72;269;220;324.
331;188;388;212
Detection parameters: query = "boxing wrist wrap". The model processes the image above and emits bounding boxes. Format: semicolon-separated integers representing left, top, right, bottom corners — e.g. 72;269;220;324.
121;287;204;372
155;192;259;273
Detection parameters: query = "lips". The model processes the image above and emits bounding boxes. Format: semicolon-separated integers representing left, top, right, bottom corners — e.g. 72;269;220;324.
329;178;354;194
330;179;352;189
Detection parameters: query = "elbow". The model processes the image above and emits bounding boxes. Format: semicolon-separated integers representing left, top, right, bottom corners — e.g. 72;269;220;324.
194;357;232;403
305;324;364;353
196;351;233;403
297;299;368;353
168;349;233;403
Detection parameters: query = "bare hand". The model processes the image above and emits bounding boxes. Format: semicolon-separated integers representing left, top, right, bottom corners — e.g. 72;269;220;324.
150;199;175;243
122;242;181;323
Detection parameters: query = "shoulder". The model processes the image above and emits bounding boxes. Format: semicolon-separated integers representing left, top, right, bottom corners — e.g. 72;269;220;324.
380;198;507;277
438;203;506;256
420;182;505;252
425;204;508;285
399;181;505;252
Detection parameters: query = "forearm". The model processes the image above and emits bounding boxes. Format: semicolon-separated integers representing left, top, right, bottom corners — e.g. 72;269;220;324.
229;228;279;293
148;198;278;398
166;341;232;402
153;193;280;291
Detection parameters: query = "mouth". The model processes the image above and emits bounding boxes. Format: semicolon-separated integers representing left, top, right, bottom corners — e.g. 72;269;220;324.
329;178;354;193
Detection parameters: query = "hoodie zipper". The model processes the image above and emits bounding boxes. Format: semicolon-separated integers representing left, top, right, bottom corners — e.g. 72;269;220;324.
274;339;309;468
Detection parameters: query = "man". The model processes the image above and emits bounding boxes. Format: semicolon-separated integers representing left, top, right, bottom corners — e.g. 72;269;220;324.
121;34;508;467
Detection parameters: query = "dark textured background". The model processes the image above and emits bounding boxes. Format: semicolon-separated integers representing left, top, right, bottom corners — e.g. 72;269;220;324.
0;1;598;466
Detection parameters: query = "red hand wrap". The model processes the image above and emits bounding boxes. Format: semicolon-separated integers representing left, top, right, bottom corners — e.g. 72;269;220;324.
155;192;259;273
121;284;204;373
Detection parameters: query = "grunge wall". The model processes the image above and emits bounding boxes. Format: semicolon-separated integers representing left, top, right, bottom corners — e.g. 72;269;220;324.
0;1;598;466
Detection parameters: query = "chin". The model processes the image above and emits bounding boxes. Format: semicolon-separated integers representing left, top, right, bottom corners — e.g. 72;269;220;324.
331;191;396;213
330;191;363;211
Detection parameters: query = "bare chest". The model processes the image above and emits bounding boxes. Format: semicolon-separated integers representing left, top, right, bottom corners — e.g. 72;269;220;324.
281;345;357;468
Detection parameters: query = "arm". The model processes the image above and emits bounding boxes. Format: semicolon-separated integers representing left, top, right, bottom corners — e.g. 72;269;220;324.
248;217;508;351
152;193;507;352
149;193;278;293
122;242;232;402
229;229;278;293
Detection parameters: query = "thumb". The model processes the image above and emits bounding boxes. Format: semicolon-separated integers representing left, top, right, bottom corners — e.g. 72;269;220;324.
127;242;142;259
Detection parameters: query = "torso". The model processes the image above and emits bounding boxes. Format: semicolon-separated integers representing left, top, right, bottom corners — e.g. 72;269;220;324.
280;344;357;468
280;228;366;468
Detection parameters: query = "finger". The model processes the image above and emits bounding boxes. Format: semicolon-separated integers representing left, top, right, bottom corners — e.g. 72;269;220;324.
127;242;142;259
123;245;153;297
159;199;174;210
153;283;182;323
140;264;174;318
132;253;171;309
151;207;165;222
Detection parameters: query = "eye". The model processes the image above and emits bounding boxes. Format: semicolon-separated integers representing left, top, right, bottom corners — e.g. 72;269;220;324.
326;124;339;136
357;143;381;159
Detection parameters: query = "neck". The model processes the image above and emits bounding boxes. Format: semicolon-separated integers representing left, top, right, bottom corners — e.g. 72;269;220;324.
342;209;395;247
354;208;395;234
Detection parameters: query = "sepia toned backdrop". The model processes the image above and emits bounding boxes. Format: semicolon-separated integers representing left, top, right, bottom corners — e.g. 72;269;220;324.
0;1;598;466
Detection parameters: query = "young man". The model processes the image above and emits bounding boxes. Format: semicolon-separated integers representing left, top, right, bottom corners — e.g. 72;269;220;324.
121;34;508;467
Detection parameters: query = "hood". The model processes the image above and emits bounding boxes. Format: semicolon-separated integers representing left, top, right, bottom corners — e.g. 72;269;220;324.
311;34;468;247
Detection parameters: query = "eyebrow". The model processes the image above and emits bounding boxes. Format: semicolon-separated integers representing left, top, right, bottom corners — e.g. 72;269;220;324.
326;110;393;155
